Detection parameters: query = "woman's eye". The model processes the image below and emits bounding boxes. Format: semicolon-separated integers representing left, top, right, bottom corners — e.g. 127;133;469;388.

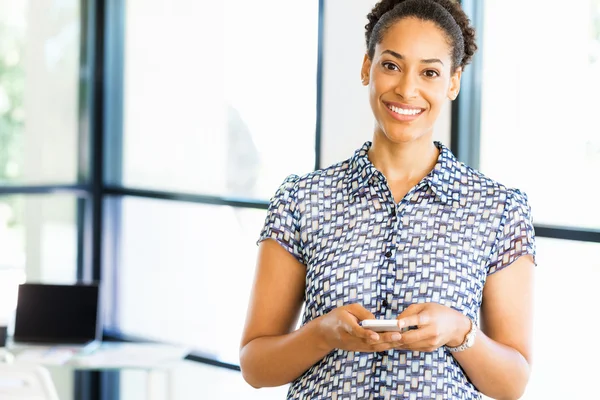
424;70;440;78
383;62;399;71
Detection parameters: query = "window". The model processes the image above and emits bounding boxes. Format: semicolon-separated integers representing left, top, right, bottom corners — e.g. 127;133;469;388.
106;196;265;363
480;1;600;398
0;0;80;185
0;0;81;325
120;0;319;200
106;1;319;383
480;0;600;229
2;0;320;397
0;194;78;322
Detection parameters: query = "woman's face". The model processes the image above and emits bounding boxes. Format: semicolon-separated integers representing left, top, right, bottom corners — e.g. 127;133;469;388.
362;17;461;144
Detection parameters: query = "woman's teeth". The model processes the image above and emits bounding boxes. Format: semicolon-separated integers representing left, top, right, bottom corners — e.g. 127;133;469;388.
388;105;422;116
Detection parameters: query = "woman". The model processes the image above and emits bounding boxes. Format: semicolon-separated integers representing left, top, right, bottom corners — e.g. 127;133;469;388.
240;0;536;398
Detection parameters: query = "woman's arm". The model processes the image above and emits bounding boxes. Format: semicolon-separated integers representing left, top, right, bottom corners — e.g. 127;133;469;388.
451;254;535;400
239;239;326;388
239;239;382;388
394;255;535;399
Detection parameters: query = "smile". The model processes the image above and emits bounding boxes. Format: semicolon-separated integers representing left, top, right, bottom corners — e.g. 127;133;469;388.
384;102;425;121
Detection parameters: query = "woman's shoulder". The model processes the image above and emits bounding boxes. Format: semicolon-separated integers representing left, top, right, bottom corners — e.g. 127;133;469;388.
277;157;355;194
459;162;530;207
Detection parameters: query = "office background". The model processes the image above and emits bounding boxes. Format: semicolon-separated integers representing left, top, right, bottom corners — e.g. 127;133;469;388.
0;0;599;398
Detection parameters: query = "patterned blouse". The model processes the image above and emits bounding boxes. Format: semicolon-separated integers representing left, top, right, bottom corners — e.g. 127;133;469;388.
258;141;536;400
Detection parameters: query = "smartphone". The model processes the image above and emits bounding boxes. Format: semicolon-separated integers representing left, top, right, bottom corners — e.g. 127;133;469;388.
360;319;408;332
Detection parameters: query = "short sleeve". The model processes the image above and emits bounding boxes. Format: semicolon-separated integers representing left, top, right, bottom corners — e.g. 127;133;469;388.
486;189;537;275
257;174;305;265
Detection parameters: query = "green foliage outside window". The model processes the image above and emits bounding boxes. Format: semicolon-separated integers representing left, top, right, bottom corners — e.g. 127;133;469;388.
0;23;24;185
0;21;24;229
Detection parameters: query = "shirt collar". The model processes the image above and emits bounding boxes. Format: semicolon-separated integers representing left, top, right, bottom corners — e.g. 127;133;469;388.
346;141;464;205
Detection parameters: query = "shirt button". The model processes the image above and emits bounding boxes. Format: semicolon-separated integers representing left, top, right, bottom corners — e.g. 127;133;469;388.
382;299;389;307
385;250;393;258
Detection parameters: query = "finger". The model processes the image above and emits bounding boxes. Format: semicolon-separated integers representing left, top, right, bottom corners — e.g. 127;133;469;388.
356;327;380;342
397;307;430;329
342;319;379;342
396;314;428;330
344;304;380;341
378;331;403;343
396;303;425;321
345;303;376;321
397;325;438;346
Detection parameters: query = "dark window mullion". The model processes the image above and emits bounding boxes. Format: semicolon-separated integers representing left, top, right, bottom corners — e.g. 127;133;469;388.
314;0;325;171
0;185;91;196
90;0;106;285
76;0;106;398
102;186;269;210
451;0;484;169
534;225;600;243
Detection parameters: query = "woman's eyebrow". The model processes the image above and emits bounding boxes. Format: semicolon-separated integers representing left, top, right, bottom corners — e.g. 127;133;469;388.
381;49;445;66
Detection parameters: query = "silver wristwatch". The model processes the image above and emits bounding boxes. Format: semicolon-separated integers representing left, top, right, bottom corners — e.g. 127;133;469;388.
446;317;477;353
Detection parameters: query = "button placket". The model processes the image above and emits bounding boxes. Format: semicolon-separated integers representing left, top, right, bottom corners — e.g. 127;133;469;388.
381;248;394;315
380;201;399;315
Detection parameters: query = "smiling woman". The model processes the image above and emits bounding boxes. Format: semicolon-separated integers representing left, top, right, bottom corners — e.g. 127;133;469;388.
240;1;536;399
362;18;459;145
360;0;475;149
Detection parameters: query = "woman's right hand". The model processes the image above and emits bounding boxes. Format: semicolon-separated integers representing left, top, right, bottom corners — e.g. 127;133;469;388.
316;303;401;353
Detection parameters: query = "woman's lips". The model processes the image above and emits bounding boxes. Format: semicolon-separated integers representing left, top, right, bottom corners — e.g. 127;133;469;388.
384;102;425;122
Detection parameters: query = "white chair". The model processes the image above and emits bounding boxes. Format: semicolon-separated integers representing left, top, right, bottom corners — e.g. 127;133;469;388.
0;362;59;400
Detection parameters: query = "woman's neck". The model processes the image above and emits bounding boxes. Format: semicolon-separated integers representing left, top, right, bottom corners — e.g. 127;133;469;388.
367;133;439;184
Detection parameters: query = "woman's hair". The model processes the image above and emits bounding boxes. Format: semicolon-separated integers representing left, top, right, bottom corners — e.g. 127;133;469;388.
365;0;477;71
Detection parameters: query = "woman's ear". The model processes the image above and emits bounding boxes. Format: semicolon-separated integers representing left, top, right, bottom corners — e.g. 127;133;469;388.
448;67;462;100
361;54;371;86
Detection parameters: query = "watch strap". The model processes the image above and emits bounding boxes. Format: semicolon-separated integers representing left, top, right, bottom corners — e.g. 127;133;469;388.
446;317;477;353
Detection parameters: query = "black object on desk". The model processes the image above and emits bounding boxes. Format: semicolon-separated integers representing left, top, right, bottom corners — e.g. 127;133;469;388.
12;283;100;346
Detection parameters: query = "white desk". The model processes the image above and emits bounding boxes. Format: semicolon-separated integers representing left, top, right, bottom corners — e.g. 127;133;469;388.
6;343;289;400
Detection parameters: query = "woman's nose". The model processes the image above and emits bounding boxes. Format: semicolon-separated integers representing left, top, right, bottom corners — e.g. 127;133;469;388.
394;74;418;99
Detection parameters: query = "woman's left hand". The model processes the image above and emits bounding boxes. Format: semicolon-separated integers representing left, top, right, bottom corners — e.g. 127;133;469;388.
393;303;470;352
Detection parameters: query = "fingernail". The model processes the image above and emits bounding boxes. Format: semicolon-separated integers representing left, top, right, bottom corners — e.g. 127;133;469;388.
391;333;401;341
397;320;405;328
370;334;379;341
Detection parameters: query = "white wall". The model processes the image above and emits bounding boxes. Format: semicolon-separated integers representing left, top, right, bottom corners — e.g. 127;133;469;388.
321;0;451;167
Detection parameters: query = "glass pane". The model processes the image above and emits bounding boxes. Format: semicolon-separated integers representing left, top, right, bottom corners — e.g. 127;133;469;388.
107;197;267;364
0;0;80;185
523;238;600;398
480;0;600;229
121;0;318;199
0;195;78;325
